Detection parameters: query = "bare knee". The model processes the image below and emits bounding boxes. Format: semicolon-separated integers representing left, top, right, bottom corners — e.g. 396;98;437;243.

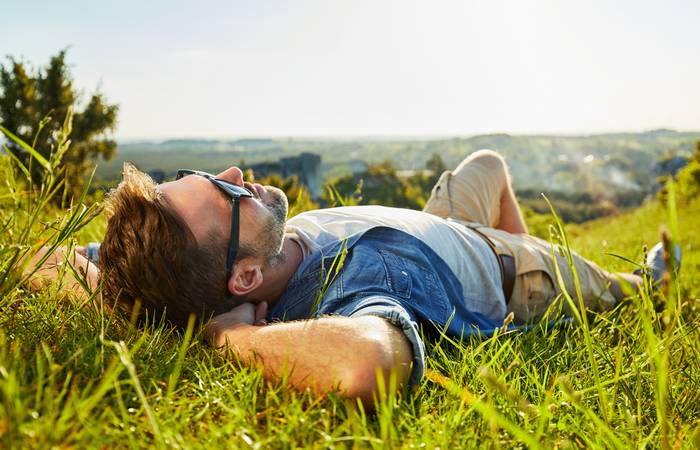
468;149;506;167
456;149;503;170
457;149;511;189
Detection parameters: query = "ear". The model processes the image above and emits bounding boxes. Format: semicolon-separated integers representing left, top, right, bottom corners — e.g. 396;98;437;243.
227;259;264;297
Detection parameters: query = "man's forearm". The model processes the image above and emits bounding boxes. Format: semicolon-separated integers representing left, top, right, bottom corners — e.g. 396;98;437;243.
26;246;100;298
212;316;413;403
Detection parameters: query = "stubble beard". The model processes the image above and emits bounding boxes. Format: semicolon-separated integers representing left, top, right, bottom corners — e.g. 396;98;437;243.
255;185;288;267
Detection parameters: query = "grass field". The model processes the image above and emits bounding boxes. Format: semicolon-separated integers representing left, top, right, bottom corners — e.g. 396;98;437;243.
0;142;698;448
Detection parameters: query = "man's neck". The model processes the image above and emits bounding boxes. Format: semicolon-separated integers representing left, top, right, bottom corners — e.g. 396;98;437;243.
251;235;303;307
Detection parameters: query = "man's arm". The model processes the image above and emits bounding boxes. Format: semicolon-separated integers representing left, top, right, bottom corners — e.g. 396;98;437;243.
25;246;100;299
206;306;413;405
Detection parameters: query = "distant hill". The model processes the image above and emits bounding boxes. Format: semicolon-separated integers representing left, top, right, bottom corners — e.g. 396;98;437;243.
96;131;700;195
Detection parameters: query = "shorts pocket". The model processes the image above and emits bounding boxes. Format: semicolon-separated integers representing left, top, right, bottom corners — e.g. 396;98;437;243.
509;270;559;323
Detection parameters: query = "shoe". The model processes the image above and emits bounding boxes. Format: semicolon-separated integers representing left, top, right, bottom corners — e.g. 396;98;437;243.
637;241;682;286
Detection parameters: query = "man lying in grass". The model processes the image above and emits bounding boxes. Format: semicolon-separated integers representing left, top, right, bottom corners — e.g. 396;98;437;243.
31;150;677;404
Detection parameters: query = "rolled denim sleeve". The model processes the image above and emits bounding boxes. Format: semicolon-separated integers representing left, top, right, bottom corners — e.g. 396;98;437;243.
86;242;101;264
341;295;426;388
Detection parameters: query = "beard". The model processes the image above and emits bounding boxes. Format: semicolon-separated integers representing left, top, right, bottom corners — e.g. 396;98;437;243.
251;185;288;266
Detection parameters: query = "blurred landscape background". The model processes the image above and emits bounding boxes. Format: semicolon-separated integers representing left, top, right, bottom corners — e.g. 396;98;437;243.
100;131;700;223
2;1;700;447
3;0;698;225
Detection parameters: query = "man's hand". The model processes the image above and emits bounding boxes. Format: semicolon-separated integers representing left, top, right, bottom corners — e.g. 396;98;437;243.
205;301;268;348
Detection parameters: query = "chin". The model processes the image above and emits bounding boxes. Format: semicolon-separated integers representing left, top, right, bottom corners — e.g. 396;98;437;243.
258;186;288;260
264;186;289;221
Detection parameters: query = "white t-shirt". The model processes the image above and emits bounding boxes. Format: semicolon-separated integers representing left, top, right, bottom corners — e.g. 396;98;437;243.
286;206;506;320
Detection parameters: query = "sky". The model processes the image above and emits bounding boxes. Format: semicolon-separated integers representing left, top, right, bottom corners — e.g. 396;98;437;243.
2;0;699;139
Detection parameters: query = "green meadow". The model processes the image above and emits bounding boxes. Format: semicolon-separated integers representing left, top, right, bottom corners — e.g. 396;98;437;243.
0;130;698;448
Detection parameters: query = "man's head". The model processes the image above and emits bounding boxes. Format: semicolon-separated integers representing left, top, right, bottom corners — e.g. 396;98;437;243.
99;163;288;327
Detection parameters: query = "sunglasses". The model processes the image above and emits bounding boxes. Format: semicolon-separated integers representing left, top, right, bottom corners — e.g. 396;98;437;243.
176;169;254;279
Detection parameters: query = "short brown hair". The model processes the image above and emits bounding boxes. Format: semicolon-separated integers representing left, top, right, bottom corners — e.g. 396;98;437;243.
99;163;234;328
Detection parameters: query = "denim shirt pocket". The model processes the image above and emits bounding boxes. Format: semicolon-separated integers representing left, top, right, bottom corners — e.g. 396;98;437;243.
377;248;450;324
377;249;412;299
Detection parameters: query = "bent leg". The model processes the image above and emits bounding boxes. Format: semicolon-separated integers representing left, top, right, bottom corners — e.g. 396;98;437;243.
497;177;528;234
485;229;634;323
605;271;643;301
508;263;630;324
424;149;528;233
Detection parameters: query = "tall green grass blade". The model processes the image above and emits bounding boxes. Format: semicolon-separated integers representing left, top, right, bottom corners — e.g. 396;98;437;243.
31;114;53;151
167;313;196;397
310;238;349;315
110;340;163;445
655;179;682;450
3;144;30;180
543;194;611;423
426;369;542;449
0;124;51;170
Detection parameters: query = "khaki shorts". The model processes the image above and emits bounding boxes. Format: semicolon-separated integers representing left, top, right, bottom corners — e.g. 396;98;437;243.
423;151;618;324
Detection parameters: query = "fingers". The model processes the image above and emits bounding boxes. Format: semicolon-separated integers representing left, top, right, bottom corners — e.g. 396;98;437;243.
204;302;262;349
255;301;268;325
231;301;255;314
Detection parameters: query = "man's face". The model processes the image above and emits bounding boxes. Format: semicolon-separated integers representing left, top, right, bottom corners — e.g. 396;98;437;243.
160;166;288;265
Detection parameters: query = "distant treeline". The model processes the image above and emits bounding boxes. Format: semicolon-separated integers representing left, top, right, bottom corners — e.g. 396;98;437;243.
246;155;654;224
325;158;648;224
99;131;700;190
516;189;647;223
89;132;700;223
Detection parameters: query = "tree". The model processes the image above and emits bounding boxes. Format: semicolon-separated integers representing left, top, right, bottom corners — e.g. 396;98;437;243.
0;50;118;200
329;160;426;209
425;152;447;175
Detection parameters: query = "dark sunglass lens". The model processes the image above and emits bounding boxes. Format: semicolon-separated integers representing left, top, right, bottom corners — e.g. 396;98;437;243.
177;169;214;180
176;170;251;196
176;169;194;180
217;180;253;197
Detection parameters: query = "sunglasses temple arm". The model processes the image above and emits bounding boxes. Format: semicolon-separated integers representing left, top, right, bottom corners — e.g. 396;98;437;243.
226;197;240;279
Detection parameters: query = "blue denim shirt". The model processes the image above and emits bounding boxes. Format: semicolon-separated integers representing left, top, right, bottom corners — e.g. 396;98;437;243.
267;226;502;386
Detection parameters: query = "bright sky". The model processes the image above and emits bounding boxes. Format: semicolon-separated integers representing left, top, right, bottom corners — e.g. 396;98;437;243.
3;0;699;139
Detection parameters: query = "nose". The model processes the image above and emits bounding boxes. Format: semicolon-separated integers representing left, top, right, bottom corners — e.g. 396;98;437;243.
216;167;244;187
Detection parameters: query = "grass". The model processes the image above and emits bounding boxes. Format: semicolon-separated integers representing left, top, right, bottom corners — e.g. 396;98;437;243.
1;129;699;448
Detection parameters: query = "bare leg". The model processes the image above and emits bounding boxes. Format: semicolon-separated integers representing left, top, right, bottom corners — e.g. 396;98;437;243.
605;272;644;301
463;150;528;234
497;181;529;234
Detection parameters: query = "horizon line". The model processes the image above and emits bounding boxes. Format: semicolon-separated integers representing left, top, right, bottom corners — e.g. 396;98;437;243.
116;128;700;144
